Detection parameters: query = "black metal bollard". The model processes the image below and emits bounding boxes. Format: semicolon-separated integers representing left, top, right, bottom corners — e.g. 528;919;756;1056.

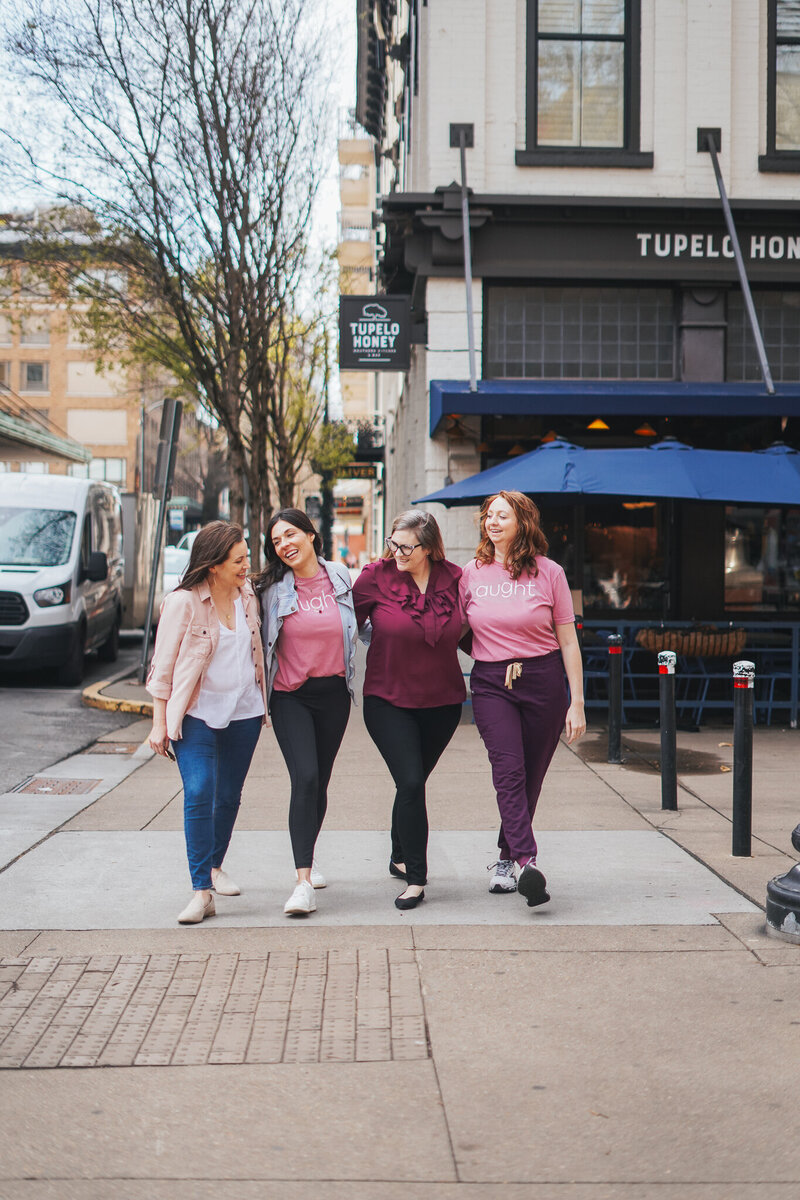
732;660;755;857
607;634;623;764
766;864;800;942
658;650;678;811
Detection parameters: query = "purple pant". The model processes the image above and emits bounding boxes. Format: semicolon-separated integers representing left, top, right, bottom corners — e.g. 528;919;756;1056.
470;651;567;864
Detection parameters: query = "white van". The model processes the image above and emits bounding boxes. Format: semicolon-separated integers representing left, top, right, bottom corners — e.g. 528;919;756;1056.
0;474;125;684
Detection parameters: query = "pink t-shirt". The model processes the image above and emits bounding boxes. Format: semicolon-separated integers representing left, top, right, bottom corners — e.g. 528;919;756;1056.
459;556;574;662
273;569;346;692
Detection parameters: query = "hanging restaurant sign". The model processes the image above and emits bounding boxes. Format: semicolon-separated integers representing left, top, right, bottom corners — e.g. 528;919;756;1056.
339;295;411;371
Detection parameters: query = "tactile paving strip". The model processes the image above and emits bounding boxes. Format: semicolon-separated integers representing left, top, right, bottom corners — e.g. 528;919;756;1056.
12;778;102;795
0;951;429;1069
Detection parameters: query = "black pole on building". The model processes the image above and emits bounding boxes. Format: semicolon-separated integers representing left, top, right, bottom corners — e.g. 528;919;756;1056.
607;634;623;764
731;659;755;857
699;128;775;395
450;123;477;393
658;650;678;811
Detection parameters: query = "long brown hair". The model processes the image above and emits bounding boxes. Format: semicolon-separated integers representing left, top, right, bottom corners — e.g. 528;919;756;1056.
475;491;548;580
179;521;246;591
251;508;323;593
383;509;446;562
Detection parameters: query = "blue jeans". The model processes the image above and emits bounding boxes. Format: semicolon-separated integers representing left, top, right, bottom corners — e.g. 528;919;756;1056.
172;714;262;890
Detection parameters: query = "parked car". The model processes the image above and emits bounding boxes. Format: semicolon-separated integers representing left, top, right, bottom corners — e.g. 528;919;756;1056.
0;474;125;684
162;529;198;594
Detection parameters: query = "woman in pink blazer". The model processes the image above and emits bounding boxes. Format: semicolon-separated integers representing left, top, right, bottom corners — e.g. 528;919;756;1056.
147;521;267;924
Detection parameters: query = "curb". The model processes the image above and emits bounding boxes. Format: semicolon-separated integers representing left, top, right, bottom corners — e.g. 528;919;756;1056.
81;665;154;717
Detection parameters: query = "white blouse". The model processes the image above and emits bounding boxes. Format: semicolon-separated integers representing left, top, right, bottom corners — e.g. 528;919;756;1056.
187;596;266;728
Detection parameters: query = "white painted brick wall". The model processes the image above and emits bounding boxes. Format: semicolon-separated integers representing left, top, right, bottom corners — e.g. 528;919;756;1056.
409;0;794;201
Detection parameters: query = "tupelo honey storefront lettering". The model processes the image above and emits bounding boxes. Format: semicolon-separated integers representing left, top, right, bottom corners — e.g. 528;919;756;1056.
636;232;800;261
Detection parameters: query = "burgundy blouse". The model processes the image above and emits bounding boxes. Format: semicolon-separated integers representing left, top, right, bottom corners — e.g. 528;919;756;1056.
352;558;466;708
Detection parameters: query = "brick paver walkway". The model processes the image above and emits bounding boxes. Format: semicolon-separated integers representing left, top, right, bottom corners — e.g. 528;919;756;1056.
0;949;429;1069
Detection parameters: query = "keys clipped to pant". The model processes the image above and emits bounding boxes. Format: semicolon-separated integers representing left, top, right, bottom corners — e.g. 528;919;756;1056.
504;661;523;690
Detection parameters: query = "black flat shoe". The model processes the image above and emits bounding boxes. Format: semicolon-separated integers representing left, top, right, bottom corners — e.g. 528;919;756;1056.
517;863;550;908
792;824;800;854
394;889;425;911
389;860;407;880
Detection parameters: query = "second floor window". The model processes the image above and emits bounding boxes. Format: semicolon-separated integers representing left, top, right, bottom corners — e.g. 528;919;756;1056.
532;0;630;148
769;1;800;153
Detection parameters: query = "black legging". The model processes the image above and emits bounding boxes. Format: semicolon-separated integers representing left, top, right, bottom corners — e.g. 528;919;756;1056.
362;695;462;886
270;676;351;869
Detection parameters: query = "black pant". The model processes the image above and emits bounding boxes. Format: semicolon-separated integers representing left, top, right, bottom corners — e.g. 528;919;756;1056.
270;676;351;869
363;695;462;886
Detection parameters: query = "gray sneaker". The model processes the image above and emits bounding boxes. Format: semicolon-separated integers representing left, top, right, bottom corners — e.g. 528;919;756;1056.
488;859;517;893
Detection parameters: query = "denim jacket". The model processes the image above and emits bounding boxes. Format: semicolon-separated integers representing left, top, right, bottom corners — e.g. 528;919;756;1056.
260;558;359;710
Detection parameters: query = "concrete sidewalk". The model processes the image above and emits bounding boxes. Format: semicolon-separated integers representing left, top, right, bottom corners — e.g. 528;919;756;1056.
0;666;798;1198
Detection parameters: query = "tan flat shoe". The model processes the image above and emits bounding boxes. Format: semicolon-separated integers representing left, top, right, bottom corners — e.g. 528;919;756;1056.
211;869;240;896
177;893;216;924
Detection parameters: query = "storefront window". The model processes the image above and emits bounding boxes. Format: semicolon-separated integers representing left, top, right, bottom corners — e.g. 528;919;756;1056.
486;285;675;379
725;506;800;611
727;291;800;382
582;501;667;614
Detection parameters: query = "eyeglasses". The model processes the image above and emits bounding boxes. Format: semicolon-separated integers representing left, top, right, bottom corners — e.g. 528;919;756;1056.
385;536;421;558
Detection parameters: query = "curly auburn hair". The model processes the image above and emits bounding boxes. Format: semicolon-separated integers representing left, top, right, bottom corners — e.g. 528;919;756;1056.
474;491;549;580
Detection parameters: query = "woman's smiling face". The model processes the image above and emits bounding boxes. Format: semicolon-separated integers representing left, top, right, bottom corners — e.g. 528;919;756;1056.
271;520;317;574
484;497;518;554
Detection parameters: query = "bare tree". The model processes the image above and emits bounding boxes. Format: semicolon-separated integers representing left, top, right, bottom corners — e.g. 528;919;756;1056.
1;0;334;556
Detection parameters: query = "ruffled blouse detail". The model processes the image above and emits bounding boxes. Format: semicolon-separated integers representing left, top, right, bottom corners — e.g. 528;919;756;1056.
369;558;461;647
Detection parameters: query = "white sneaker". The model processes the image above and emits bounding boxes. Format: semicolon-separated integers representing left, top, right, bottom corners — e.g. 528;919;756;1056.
284;880;317;916
488;859;517;893
310;862;327;889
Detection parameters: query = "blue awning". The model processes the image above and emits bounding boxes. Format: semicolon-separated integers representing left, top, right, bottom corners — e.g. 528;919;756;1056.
416;438;800;508
429;379;800;436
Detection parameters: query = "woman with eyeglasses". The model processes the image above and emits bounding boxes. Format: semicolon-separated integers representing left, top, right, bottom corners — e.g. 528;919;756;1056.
352;510;465;910
253;509;358;917
460;491;585;908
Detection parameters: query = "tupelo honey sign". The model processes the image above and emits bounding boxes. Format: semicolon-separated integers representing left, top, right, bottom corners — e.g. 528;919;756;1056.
339;295;411;371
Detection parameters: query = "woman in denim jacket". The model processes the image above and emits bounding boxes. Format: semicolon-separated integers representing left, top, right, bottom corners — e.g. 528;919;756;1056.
254;508;358;917
147;521;267;925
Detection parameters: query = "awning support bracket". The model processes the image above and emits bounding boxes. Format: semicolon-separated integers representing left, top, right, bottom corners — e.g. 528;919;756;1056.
450;122;478;392
699;128;775;395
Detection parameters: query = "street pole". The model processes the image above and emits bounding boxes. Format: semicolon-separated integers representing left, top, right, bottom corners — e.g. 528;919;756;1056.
607;634;623;764
731;659;755;857
139;399;182;683
658;650;678;811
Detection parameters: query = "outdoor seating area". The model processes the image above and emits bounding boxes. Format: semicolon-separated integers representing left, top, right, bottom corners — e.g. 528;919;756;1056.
580;619;800;727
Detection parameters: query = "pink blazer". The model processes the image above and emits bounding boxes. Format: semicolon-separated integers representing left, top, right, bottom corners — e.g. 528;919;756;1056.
146;579;268;740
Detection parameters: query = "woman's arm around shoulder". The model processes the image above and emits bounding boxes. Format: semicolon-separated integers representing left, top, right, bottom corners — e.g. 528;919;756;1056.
351;559;379;627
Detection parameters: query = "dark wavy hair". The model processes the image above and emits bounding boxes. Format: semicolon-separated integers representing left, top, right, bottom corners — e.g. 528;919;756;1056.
475;491;548;580
179;521;247;591
383;509;446;562
252;508;322;592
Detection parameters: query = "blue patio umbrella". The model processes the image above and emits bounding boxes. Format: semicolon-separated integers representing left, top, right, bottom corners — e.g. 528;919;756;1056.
415;439;800;507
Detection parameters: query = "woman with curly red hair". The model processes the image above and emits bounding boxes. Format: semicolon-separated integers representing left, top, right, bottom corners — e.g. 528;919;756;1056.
460;491;585;907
